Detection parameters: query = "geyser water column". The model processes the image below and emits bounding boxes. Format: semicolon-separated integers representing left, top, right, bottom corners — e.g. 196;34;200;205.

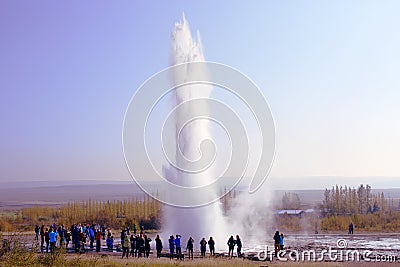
162;14;226;242
122;14;275;249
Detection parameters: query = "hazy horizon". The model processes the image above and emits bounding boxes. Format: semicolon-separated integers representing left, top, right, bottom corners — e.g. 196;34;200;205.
1;176;400;191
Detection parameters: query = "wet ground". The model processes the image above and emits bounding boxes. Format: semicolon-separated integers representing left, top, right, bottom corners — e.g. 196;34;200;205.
284;233;400;250
243;233;400;263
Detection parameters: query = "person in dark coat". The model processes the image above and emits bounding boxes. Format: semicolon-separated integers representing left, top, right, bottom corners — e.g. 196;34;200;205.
101;225;106;240
40;225;45;251
120;229;126;245
44;228;50;253
137;235;145;258
273;231;280;257
129;235;136;257
349;222;354;234
227;235;235;257
155;235;163;258
65;230;71;249
208;236;215;256
200;237;207;257
144;235;151;258
58;225;65;247
186;237;194;260
236;235;242;257
34;225;40;240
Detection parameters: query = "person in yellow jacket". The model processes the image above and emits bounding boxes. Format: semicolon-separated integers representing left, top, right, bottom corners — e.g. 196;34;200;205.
122;235;130;259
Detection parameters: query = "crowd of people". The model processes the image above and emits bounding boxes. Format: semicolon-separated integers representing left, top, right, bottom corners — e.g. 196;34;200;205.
120;231;245;260
120;230;152;258
34;223;289;260
35;223;109;253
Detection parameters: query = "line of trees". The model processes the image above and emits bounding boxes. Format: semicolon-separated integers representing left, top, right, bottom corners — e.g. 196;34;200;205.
321;184;388;215
321;212;400;232
281;192;301;209
320;184;400;232
0;196;162;232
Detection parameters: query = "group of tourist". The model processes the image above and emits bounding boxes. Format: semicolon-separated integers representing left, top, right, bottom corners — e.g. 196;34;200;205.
34;224;246;259
35;223;111;253
168;234;244;259
166;235;221;259
121;231;152;258
34;225;60;253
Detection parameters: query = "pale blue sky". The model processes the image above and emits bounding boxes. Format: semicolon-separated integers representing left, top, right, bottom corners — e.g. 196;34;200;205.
1;1;399;188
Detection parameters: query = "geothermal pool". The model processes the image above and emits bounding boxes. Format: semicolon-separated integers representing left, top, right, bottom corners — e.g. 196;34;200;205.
251;233;400;251
244;233;400;261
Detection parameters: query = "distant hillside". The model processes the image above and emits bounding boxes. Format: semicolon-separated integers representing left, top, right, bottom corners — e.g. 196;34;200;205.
1;180;399;211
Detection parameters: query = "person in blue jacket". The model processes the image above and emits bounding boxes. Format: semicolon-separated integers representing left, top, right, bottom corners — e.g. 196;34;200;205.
88;227;95;249
174;234;182;256
49;227;58;254
279;233;284;250
168;235;175;259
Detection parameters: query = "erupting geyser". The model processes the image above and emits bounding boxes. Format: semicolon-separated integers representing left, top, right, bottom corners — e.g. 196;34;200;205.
123;13;276;249
162;14;227;243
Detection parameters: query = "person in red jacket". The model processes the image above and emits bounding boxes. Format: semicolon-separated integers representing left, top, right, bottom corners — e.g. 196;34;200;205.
95;229;102;252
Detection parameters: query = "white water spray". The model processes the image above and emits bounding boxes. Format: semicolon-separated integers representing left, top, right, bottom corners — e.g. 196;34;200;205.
162;14;227;247
122;13;275;251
